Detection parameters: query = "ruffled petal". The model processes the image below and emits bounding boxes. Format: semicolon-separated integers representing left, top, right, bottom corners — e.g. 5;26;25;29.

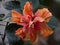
30;29;38;43
35;8;52;22
22;15;32;23
39;22;53;38
16;28;25;39
33;17;44;22
16;28;23;36
23;2;33;17
23;26;38;43
12;10;23;24
16;27;29;40
30;34;38;43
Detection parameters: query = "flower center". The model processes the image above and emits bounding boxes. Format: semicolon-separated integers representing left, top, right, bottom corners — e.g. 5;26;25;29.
31;24;34;28
29;21;34;28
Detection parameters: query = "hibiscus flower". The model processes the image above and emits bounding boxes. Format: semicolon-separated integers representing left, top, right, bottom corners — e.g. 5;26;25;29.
11;2;53;43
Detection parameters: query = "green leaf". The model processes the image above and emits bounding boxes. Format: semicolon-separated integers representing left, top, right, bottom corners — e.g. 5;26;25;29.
47;16;58;30
24;41;32;45
6;23;24;45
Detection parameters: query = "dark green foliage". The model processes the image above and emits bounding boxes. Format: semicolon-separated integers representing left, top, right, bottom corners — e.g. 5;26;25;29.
0;0;2;1
39;0;52;7
24;41;32;45
47;17;58;30
3;1;20;10
6;23;24;45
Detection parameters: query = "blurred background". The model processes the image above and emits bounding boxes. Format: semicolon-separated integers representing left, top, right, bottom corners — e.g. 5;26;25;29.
0;0;60;45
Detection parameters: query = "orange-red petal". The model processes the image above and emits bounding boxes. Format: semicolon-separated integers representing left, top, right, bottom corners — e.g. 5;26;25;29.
24;29;38;43
23;2;33;17
12;10;22;24
16;28;23;35
12;10;22;18
16;28;25;39
39;22;53;38
35;8;52;22
30;32;38;43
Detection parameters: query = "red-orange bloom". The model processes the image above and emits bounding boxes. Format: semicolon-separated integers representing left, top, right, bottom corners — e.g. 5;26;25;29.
12;2;53;43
